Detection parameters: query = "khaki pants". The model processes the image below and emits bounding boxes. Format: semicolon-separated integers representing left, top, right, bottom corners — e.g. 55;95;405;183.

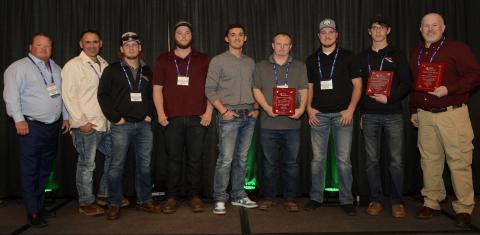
417;105;475;214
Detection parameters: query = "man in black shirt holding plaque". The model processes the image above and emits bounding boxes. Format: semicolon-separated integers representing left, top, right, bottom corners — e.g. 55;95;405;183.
351;15;411;218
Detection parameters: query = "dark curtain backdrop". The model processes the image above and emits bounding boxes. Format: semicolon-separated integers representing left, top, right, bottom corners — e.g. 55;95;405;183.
1;0;479;199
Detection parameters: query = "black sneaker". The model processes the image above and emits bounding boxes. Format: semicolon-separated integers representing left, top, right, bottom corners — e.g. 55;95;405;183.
40;208;56;218
304;200;322;211
28;213;48;228
342;204;356;216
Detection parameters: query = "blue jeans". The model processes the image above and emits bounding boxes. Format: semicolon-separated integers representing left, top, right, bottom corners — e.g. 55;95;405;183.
260;128;300;200
213;109;256;202
362;113;404;204
310;112;354;205
108;121;153;207
71;129;112;206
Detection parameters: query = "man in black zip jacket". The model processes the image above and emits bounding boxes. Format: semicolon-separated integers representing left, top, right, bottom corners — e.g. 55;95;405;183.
351;15;411;218
98;32;161;220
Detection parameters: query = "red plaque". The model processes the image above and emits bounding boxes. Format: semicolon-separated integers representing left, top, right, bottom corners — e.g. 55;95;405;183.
272;87;296;115
415;62;445;92
366;70;394;97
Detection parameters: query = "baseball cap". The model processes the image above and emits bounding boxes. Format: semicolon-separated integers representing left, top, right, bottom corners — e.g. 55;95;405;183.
174;21;193;31
120;32;141;45
319;18;336;31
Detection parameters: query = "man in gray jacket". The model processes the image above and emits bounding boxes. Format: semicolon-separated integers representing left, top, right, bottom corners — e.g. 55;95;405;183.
205;24;259;215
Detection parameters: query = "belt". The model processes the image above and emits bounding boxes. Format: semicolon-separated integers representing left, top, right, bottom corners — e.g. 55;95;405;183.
24;116;58;125
421;104;464;113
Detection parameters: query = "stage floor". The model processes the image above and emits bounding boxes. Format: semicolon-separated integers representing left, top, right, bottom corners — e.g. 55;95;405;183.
1;196;479;235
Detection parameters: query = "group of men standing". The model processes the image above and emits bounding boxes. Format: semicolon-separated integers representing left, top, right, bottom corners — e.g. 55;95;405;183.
2;11;479;228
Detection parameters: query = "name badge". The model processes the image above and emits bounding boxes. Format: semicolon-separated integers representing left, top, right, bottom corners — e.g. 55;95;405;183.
320;79;333;90
130;92;142;102
177;76;189;86
277;84;289;88
47;84;59;97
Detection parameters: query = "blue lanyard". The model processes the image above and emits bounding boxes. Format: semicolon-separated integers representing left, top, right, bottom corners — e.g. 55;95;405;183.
317;47;340;80
120;61;143;92
173;55;192;77
367;53;385;73
273;62;290;86
27;55;54;86
87;61;101;79
417;37;445;67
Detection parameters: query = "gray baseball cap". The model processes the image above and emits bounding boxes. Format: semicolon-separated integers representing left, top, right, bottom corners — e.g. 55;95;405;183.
319;18;336;31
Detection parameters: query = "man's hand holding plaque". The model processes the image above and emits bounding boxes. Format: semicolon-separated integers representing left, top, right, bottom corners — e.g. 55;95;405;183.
415;62;445;92
366;70;394;97
272;87;296;115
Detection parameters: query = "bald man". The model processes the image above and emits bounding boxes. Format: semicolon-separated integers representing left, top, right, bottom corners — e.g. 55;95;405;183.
409;12;480;227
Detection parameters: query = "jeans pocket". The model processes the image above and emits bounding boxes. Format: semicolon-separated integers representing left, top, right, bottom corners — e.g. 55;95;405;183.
220;116;236;123
79;129;95;135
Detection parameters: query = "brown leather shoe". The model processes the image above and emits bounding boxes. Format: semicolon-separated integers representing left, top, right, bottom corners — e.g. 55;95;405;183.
258;200;274;211
162;197;178;214
366;201;383;216
416;206;440;219
96;197;130;207
285;200;299;212
190;197;204;213
106;206;119;220
455;213;471;227
79;203;104;216
391;204;406;218
137;201;162;213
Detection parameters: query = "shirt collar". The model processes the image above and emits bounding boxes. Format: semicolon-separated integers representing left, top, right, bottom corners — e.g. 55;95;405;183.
169;48;197;59
121;59;146;69
369;44;391;54
268;54;293;65
28;53;51;66
423;36;446;50
79;51;106;65
226;50;246;59
318;45;339;56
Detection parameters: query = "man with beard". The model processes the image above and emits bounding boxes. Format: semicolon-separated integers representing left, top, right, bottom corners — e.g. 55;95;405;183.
304;18;361;216
410;12;480;227
98;32;161;220
153;21;212;214
62;29;130;216
205;24;259;215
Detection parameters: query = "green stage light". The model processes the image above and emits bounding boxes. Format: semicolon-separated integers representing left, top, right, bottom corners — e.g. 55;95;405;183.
325;187;339;192
44;164;59;192
244;132;258;190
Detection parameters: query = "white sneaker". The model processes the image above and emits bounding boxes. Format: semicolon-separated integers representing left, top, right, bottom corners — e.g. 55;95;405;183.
213;202;226;215
231;197;258;208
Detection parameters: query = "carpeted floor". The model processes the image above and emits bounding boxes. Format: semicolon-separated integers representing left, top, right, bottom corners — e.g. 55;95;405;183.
0;196;479;235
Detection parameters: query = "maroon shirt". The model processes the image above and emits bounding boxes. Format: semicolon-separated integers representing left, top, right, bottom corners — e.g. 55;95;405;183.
153;49;210;117
409;39;480;113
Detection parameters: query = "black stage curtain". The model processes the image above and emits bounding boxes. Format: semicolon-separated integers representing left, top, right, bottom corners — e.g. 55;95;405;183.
1;0;479;199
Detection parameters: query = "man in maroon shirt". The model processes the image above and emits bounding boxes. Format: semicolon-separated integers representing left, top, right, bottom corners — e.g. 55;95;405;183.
409;12;480;227
153;21;213;214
